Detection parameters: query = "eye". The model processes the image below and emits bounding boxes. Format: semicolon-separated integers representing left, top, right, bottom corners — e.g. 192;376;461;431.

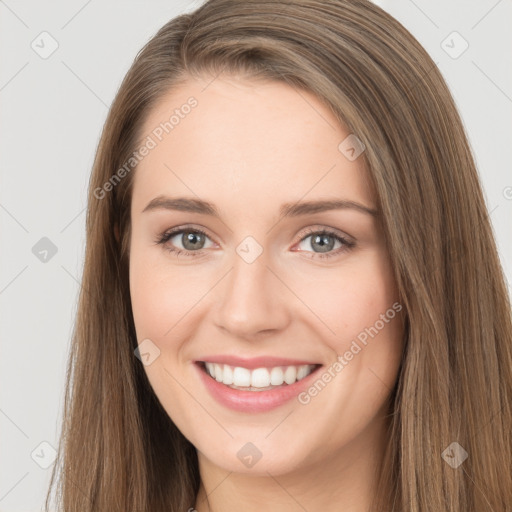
155;226;215;258
155;225;355;260
294;227;355;259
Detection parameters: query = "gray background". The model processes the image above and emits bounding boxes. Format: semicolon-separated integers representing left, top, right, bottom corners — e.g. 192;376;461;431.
1;1;510;510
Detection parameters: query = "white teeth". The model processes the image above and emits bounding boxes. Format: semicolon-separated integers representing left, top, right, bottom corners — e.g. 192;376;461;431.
203;362;317;389
205;362;215;378
222;364;233;385
251;368;270;388
283;366;297;384
233;366;251;387
297;365;309;380
270;367;284;385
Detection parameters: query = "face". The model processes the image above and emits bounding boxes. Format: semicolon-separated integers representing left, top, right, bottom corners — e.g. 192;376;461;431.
128;74;404;477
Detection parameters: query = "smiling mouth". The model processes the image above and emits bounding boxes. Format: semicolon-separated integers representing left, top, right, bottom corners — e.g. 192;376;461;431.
197;361;322;391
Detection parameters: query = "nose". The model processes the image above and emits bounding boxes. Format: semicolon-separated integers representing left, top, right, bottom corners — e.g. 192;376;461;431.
213;252;291;339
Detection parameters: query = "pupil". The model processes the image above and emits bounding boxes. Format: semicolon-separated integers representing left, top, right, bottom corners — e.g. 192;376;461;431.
312;234;334;253
183;232;204;250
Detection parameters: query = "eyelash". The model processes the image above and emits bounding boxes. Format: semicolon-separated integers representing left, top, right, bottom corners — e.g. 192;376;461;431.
154;225;356;260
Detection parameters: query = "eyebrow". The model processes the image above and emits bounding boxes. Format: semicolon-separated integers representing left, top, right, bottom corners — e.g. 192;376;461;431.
141;195;378;218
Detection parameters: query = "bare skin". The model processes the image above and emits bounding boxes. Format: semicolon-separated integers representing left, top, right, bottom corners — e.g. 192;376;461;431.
128;73;404;512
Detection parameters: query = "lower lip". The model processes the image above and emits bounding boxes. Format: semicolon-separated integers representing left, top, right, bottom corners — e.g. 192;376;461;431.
194;362;322;413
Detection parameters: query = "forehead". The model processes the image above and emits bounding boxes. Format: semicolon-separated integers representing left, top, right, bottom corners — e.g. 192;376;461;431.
131;74;373;216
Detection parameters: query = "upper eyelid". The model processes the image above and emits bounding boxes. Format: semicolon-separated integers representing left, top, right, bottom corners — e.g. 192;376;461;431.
299;225;353;241
161;225;215;244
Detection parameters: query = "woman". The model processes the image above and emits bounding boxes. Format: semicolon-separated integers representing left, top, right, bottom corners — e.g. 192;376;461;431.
45;0;512;510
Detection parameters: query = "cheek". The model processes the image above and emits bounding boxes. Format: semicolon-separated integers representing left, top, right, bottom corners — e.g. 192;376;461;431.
129;248;201;410
285;256;403;443
129;241;205;343
294;252;399;347
130;241;401;355
293;251;404;411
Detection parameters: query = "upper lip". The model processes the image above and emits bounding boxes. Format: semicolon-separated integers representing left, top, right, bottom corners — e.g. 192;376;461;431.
195;355;321;370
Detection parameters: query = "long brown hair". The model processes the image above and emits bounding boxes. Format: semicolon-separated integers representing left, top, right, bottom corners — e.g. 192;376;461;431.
45;0;512;510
